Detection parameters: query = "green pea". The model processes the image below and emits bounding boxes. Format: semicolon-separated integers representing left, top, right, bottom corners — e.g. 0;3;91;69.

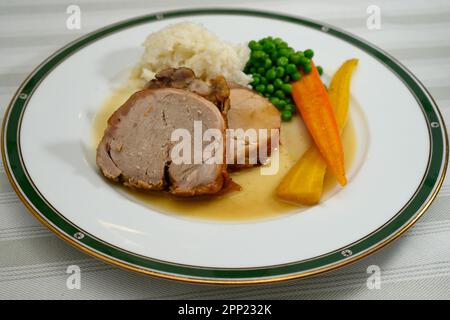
269;97;280;106
255;84;266;93
263;42;276;53
291;71;301;81
251;76;260;86
249;67;256;74
266;84;275;94
277;56;289;66
260;77;268;85
283;75;291;83
295;51;305;59
251;50;265;61
264;58;272;69
299;56;310;66
317;65;323;75
257;67;265;74
285;104;295;113
290;54;302;65
264;92;271;97
277;99;286;110
248;40;258;50
281;110;293;121
274;78;283;88
303;63;312;74
274;38;286;47
286;64;297;74
275;66;285;78
258;52;268;62
304;49;314;59
278;48;291;58
281;83;292;94
275;90;285;99
266;68;276;80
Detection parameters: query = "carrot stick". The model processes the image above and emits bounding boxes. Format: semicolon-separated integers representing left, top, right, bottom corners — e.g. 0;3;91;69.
291;61;347;186
277;59;358;204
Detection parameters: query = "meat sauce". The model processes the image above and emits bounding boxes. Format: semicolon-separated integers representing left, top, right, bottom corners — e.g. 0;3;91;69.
93;83;357;222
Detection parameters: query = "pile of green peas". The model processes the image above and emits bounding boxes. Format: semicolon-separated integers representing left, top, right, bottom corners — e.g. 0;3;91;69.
244;37;323;121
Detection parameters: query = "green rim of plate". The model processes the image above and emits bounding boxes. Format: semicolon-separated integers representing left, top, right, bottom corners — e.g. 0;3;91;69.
2;8;447;283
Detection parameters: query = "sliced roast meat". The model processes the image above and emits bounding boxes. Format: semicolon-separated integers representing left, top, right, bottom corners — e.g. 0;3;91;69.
96;88;227;196
227;87;281;169
145;67;230;112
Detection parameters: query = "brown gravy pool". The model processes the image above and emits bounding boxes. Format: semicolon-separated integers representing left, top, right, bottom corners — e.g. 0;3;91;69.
93;84;357;222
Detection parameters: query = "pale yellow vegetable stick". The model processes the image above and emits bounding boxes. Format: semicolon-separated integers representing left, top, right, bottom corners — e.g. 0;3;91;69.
276;59;358;205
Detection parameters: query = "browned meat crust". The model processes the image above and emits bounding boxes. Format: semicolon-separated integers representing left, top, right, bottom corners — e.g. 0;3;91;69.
145;67;230;113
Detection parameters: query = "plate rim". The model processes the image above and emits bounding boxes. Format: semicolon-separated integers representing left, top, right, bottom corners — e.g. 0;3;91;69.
1;8;448;285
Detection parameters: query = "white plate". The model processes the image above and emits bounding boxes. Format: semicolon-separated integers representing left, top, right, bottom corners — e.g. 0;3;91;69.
2;9;447;284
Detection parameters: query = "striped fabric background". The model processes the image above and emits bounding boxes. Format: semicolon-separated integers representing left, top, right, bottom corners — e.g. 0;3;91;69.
1;0;450;299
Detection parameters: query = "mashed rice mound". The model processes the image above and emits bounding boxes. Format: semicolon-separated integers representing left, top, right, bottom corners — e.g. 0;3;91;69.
139;22;251;86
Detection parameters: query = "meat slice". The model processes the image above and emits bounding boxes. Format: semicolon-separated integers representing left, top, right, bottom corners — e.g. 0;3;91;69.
145;67;230;112
227;87;281;169
96;88;227;196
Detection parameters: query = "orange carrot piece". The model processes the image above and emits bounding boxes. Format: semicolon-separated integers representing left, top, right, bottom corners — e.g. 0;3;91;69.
291;61;347;186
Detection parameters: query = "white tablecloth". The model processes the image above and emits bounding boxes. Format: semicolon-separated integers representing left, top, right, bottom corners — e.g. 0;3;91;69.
1;0;450;299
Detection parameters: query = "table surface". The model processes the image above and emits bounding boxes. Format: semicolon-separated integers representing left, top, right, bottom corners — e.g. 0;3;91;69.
1;0;450;300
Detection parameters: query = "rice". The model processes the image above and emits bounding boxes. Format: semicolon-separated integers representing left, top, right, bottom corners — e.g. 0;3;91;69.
138;22;252;86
